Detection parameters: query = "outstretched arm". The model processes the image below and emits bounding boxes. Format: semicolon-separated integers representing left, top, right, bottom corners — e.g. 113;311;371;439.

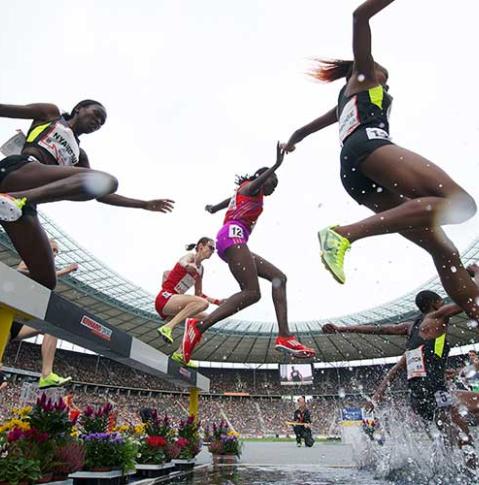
240;142;284;196
322;322;411;336
205;198;231;214
351;0;396;83
0;103;60;121
283;107;337;152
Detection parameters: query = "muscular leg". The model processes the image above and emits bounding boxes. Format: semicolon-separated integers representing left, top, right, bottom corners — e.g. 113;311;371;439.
0;161;118;204
197;244;261;334
161;295;209;331
40;335;58;378
2;214;57;289
336;145;476;242
252;253;291;337
358;189;479;320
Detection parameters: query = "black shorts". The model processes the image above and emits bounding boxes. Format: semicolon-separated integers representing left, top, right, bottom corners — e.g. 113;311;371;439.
10;321;23;340
340;127;394;204
0;155;37;217
409;386;449;422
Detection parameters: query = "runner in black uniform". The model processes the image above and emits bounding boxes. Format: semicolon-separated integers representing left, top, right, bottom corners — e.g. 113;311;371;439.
282;0;479;324
0;100;174;290
323;268;479;467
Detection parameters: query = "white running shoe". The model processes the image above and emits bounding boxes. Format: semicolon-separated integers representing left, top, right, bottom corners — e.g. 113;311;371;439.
0;194;26;222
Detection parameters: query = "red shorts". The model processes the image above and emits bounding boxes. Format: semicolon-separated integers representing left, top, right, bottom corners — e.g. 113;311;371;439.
155;289;175;319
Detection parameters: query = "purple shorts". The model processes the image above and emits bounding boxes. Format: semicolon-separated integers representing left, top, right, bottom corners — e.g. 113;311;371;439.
216;220;251;261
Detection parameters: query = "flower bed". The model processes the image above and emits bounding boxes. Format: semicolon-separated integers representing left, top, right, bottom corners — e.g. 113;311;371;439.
206;421;242;458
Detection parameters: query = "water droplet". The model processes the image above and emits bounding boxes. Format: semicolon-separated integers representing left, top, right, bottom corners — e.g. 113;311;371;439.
451;266;457;273
377;187;383;193
357;73;365;82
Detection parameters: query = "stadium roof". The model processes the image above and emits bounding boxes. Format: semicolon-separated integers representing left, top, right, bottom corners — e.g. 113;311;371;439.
1;212;478;364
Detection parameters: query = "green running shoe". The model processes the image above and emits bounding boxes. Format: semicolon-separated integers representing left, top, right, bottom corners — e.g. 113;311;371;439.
157;325;174;344
171;351;198;369
38;372;72;390
318;226;351;284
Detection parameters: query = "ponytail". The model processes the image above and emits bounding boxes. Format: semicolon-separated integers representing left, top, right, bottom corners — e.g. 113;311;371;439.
185;237;212;252
309;59;354;83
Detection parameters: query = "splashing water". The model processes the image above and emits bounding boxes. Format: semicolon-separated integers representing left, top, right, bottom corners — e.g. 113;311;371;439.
353;401;479;484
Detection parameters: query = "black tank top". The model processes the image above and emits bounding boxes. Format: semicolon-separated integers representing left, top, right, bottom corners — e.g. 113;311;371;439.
405;316;449;392
337;84;393;144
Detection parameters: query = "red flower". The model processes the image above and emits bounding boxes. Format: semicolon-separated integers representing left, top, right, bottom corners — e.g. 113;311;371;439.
7;427;24;442
176;437;189;448
146;435;167;448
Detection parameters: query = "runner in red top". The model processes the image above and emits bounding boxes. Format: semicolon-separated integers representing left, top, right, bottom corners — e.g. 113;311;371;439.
155;237;223;353
181;142;316;363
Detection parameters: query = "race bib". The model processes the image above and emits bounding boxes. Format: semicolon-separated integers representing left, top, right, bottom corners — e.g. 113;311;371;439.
406;346;427;379
174;274;195;294
228;224;244;239
434;390;453;408
365;127;390;141
338;96;360;143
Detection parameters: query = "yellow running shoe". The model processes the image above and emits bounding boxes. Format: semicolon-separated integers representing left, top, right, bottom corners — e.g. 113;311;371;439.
318;226;351;284
171;351;198;369
0;194;27;222
38;372;72;389
157;325;174;344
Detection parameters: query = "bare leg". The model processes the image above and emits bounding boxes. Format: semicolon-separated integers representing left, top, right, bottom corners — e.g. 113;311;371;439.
252;253;291;337
197;244;261;334
161;295;209;331
41;335;58;378
358;189;479;320
1;214;57;289
0;161;118;204
336;145;476;242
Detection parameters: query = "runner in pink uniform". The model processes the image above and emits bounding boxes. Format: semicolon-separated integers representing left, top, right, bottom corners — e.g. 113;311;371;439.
181;143;316;363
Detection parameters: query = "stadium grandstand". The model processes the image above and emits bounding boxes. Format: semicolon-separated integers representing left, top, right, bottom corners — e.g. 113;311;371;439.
1;211;478;439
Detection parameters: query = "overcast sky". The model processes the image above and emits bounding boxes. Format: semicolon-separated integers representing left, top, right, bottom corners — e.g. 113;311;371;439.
1;0;478;324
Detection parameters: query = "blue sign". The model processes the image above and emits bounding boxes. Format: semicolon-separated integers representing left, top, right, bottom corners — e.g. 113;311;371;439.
341;407;363;421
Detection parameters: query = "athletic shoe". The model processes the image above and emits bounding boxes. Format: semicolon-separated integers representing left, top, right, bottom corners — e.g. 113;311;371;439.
297;442;302;447
182;318;202;363
171;350;199;369
38;372;72;389
275;336;316;359
0;194;27;222
318;226;351;284
157;325;174;344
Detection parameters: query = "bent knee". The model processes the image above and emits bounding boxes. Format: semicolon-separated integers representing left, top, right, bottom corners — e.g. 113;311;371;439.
445;191;477;223
245;289;261;304
196;297;209;311
82;171;119;198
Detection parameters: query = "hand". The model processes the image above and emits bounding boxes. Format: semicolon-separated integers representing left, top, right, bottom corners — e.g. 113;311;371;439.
322;323;339;334
143;199;175;213
280;141;296;153
205;204;216;214
68;263;79;272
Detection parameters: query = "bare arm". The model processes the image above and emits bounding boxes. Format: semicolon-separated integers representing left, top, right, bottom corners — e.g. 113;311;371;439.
283;107;338;152
80;150;174;212
0;103;60;121
367;354;406;409
322;322;411;336
240;142;284;196
351;0;396;83
205;198;231;214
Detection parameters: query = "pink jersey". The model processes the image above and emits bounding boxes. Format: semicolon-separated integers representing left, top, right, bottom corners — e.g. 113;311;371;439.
223;182;263;232
162;253;203;295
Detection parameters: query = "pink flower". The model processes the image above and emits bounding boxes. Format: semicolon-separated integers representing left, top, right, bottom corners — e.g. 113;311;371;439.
176;437;189;448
